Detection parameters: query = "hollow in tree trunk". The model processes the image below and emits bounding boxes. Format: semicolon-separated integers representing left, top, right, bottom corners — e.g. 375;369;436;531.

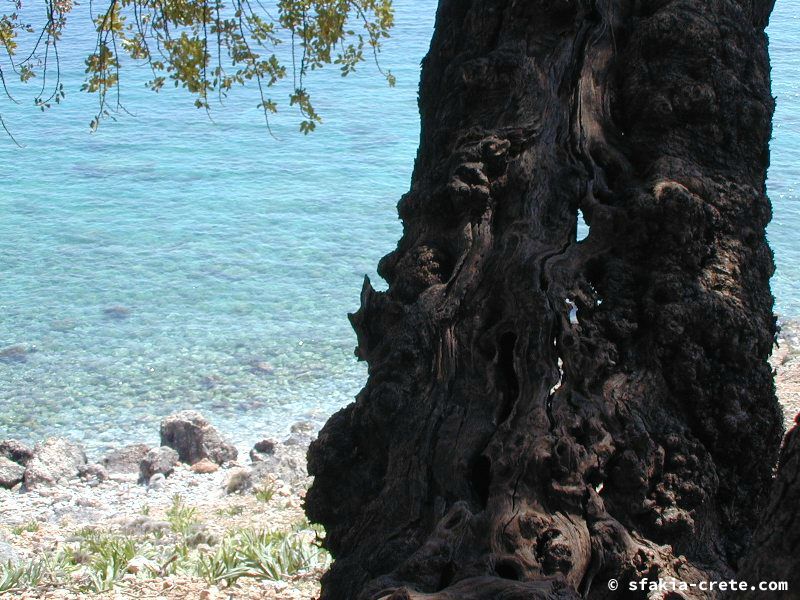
306;1;784;598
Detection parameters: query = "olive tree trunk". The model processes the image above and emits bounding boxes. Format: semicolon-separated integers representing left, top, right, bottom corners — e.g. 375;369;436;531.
306;1;784;598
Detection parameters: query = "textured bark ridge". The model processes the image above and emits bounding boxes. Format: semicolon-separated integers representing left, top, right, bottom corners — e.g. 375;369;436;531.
738;416;800;598
306;1;782;598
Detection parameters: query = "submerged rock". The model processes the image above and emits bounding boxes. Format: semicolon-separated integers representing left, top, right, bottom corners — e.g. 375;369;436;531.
0;345;28;364
160;411;237;465
51;319;78;332
249;360;275;375
0;456;25;489
102;444;151;475
139;446;179;484
23;438;87;490
0;439;34;466
199;375;222;390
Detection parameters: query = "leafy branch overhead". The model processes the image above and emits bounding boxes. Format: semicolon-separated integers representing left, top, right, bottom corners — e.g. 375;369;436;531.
0;0;395;134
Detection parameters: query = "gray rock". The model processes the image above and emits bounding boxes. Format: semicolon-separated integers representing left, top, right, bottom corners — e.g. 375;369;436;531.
23;438;87;489
290;421;315;435
78;463;109;485
118;515;171;536
160;411;237;465
0;540;19;566
224;467;253;494
0;456;25;489
102;444;151;475
139;446;178;484
0;439;34;466
284;421;316;447
284;432;314;447
249;438;309;487
147;473;166;489
0;345;27;364
186;524;220;547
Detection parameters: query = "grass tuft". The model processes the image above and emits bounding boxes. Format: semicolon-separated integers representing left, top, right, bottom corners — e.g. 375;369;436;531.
166;494;200;536
10;520;40;535
195;525;329;586
68;531;139;591
216;504;245;517
0;498;327;593
254;483;275;503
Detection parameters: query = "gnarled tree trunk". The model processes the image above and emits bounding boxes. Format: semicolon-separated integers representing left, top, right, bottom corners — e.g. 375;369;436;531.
738;416;800;598
306;1;783;598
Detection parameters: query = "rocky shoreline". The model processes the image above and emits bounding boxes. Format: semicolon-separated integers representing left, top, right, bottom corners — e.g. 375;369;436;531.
1;322;800;599
0;412;321;599
774;319;800;430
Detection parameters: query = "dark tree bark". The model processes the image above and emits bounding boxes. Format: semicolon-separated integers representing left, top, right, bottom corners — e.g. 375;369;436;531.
306;1;784;598
738;415;800;598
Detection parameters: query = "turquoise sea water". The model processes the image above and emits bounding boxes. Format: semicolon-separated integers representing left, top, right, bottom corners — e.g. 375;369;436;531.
0;2;798;453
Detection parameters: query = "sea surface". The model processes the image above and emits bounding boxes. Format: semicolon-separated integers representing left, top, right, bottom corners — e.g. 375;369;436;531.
0;2;798;454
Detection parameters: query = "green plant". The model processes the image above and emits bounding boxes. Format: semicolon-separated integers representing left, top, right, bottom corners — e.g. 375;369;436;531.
240;528;326;580
195;545;250;587
216;504;245;517
166;494;200;536
254;484;275;504
0;553;75;593
11;520;40;535
67;532;138;592
0;560;45;593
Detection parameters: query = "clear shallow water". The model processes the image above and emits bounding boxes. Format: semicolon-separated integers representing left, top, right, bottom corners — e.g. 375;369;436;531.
0;2;798;454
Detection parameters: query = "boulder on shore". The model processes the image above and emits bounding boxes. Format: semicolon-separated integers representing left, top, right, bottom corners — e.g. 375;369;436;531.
250;437;310;487
249;439;277;463
191;458;219;474
224;467;253;494
0;456;25;489
139;446;179;484
78;463;109;486
0;439;34;466
102;443;151;475
23;438;87;490
160;411;237;465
